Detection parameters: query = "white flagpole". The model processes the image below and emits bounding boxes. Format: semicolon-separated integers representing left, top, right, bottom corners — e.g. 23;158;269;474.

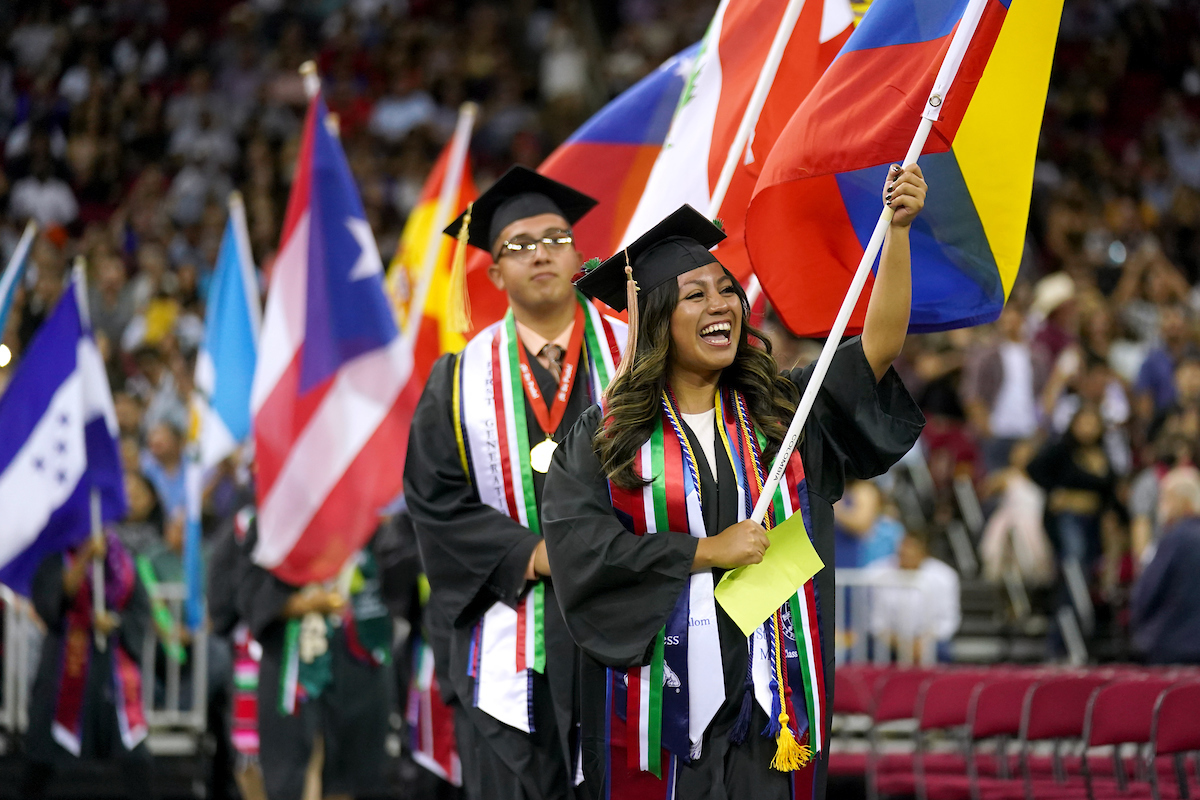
747;0;990;526
400;102;478;349
0;220;38;312
707;0;807;219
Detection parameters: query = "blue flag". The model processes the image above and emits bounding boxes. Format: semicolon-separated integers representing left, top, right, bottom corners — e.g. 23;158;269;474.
0;221;38;347
184;195;261;628
0;272;126;596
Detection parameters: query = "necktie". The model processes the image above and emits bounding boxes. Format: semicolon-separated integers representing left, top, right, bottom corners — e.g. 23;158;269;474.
538;343;565;383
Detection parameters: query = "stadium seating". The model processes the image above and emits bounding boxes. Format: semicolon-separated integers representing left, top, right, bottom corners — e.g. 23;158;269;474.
828;665;1200;800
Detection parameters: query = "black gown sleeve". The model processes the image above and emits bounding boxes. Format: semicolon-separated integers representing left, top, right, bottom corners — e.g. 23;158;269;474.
118;571;152;660
541;406;699;668
787;336;925;504
233;519;297;641
207;518;243;636
403;354;541;627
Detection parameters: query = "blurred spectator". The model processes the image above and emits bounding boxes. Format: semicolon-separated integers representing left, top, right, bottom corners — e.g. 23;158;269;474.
1131;466;1200;664
1028;404;1120;653
140;420;186;520
117;470;167;557
962;304;1050;473
1030;273;1078;364
1045;350;1132;475
1128;424;1196;568
9;152;78;227
834;479;883;568
88;251;135;348
126;345;187;432
1133;304;1196;419
866;531;961;663
980;440;1056;588
834;480;905;568
1112;238;1191;343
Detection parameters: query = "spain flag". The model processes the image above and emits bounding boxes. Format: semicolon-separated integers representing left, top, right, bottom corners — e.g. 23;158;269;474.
386;125;505;382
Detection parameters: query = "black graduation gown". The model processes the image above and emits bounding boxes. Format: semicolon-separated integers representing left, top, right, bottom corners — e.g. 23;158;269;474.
404;343;594;800
541;337;924;800
233;524;391;800
25;552;153;765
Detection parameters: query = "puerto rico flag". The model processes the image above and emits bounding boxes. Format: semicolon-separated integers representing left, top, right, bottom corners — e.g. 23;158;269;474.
250;94;411;585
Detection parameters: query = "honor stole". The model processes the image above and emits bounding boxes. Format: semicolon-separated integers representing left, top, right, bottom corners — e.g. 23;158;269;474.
606;388;826;789
53;535;148;756
454;295;624;731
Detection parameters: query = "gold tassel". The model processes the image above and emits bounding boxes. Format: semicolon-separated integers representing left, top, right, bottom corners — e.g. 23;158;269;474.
447;202;474;334
609;251;638;389
770;710;812;771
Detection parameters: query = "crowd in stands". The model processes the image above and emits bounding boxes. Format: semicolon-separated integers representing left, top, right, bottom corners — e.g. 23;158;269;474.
2;0;1200;737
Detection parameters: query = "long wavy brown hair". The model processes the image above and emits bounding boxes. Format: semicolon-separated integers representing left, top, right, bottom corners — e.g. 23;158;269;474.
594;267;799;491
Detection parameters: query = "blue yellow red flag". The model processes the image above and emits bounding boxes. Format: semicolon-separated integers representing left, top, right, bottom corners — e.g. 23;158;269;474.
747;0;1064;336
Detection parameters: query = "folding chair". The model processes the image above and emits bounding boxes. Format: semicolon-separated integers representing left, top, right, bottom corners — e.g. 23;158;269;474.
830;667;876;778
873;668;937;798
1149;683;1200;800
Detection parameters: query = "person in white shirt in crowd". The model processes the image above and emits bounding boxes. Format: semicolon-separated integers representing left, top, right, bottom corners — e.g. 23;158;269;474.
9;153;79;228
866;531;961;663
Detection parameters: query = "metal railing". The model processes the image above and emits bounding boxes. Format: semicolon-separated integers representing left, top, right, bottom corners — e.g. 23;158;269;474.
0;582;207;754
0;585;32;737
834;568;938;667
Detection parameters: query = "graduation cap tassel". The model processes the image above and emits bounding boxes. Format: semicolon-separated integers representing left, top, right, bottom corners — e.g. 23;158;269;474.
611;252;639;384
447;202;474;334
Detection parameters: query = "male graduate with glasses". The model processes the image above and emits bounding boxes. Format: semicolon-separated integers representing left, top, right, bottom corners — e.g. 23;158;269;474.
404;167;627;800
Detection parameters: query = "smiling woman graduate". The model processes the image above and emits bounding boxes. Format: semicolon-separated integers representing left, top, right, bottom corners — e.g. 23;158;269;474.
541;167;928;800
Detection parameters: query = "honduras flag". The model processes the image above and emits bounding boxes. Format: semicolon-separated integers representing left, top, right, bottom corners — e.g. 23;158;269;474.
184;193;261;628
0;270;126;596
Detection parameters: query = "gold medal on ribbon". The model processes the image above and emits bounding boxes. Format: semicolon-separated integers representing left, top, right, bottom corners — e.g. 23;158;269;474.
515;304;586;476
530;437;558;473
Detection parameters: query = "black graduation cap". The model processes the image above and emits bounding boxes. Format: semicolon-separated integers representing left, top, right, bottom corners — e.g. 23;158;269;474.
443;165;598;254
575;204;727;312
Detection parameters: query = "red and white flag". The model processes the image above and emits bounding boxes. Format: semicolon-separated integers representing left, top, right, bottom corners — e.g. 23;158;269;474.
620;0;857;281
250;93;411;585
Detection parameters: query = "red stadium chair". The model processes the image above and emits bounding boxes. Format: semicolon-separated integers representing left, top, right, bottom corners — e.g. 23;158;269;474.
1016;674;1112;799
873;668;938;798
919;672;1042;800
1078;678;1178;800
913;671;994;800
830;668;875;778
1149;683;1200;800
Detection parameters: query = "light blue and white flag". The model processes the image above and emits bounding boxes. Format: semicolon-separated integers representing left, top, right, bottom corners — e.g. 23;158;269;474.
194;194;262;471
0;221;38;345
184;193;260;628
0;268;126;596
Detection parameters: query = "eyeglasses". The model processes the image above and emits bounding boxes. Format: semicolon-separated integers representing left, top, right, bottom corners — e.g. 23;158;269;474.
496;232;574;261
